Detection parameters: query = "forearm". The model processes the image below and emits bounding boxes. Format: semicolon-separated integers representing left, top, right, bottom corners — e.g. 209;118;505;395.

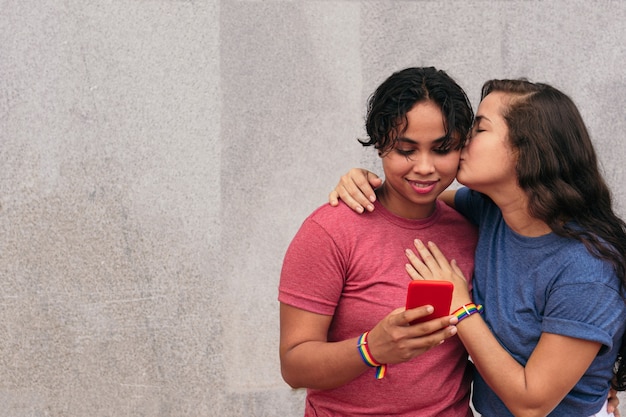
281;337;369;390
457;316;558;417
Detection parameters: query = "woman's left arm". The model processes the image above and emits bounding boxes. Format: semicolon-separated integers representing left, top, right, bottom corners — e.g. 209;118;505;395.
406;240;601;417
457;312;600;416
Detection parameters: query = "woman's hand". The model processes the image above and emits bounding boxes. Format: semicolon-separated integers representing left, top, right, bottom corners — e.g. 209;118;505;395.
365;305;458;365
404;239;472;312
607;387;621;417
328;168;382;213
280;301;458;390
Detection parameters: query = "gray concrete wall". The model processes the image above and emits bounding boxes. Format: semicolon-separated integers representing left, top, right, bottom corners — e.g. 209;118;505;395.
1;0;625;415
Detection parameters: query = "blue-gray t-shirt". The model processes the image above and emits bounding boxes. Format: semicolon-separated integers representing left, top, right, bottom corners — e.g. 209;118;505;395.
455;187;626;416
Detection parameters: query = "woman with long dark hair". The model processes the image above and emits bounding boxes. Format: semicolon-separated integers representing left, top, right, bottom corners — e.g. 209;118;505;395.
332;79;626;416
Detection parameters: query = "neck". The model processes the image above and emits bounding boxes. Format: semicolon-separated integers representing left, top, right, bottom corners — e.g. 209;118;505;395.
488;187;552;237
377;184;436;220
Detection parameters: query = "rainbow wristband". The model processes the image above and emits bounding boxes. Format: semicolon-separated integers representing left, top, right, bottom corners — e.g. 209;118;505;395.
357;331;387;379
452;303;483;322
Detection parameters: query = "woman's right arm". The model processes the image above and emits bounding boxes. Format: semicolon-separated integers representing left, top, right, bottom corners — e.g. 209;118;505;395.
279;304;367;389
328;168;382;213
279;302;459;390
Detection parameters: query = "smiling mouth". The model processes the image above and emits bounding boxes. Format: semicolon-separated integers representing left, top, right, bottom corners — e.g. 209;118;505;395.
408;180;437;194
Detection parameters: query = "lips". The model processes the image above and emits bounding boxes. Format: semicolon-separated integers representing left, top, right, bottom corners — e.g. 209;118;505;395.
407;179;437;195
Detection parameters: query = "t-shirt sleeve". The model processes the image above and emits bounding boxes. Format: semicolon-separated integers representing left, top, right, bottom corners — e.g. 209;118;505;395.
454;187;483;226
278;217;346;316
542;272;624;350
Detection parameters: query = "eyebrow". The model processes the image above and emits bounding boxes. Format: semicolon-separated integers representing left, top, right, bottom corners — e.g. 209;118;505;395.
475;115;492;124
397;135;448;144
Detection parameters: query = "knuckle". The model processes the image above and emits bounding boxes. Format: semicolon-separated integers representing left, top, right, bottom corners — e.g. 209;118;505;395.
399;310;411;322
388;328;404;343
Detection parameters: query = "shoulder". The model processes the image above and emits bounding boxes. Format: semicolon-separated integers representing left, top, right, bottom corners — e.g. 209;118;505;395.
306;201;366;226
436;200;478;230
297;202;374;239
452;187;499;225
552;239;620;289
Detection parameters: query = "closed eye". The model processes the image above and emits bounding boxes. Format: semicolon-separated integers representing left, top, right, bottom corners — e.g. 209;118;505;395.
395;148;414;157
433;146;452;155
470;125;485;137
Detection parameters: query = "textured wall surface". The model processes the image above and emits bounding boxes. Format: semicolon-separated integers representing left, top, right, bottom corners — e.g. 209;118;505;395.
1;0;625;416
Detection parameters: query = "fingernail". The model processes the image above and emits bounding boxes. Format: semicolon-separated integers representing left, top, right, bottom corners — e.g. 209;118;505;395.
356;206;364;213
369;195;376;202
366;204;374;212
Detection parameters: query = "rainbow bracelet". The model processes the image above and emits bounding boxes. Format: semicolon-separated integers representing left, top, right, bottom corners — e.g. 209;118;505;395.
452;303;484;322
357;331;387;379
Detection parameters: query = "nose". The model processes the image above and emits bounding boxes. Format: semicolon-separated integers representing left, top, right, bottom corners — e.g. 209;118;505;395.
411;153;435;175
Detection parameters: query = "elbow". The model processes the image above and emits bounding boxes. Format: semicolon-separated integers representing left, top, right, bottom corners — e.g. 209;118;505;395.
280;364;304;389
514;411;544;417
514;411;550;417
507;404;555;417
281;362;341;390
495;385;558;417
281;374;301;390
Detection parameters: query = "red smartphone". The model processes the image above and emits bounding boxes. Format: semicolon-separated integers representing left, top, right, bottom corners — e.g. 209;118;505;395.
405;280;453;324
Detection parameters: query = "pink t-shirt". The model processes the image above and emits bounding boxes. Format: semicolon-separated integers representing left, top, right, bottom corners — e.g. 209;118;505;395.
279;200;478;417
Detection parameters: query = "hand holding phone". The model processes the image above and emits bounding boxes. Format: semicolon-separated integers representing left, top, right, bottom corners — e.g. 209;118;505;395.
405;280;453;324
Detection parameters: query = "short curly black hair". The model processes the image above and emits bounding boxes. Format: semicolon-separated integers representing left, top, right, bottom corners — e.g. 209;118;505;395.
360;67;474;156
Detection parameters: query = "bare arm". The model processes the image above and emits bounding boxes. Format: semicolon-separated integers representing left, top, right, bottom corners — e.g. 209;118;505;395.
439;189;457;208
280;304;364;389
405;240;602;416
279;302;459;390
459;313;599;416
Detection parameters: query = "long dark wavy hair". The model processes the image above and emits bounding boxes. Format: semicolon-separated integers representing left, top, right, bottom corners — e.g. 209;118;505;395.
360;67;474;154
482;79;626;390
